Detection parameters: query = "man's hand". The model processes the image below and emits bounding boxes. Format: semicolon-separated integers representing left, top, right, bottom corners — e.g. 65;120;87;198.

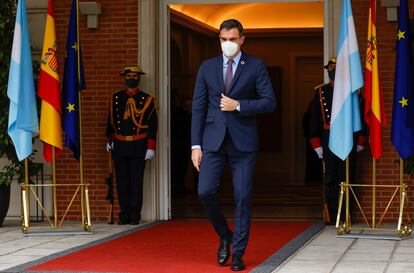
314;147;323;159
145;149;155;160
106;142;114;152
220;93;238;112
191;149;203;172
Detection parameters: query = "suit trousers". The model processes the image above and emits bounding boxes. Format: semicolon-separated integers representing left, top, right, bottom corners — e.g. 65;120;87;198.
198;133;257;255
114;154;146;222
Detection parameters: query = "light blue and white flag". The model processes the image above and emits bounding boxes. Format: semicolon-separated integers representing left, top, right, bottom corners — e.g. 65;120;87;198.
328;0;363;160
7;0;38;161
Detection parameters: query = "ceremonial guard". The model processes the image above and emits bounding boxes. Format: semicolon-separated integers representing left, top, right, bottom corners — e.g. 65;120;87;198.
106;66;158;225
308;57;366;224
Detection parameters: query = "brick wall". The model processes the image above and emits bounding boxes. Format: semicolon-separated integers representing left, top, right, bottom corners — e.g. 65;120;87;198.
52;0;414;223
352;0;414;222
54;0;139;222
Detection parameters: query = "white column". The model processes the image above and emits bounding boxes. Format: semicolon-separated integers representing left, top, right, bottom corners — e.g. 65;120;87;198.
324;0;341;83
139;0;170;221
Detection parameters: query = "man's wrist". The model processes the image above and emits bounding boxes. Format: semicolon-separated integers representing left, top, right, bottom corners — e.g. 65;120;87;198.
191;145;201;150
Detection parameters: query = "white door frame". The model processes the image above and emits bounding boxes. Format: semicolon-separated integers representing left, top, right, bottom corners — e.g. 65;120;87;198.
138;0;341;221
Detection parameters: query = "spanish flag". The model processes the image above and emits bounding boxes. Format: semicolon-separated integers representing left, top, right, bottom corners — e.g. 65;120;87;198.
364;0;386;159
38;0;62;162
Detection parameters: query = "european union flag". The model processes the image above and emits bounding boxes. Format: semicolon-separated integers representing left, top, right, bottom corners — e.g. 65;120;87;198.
62;0;85;160
391;0;414;159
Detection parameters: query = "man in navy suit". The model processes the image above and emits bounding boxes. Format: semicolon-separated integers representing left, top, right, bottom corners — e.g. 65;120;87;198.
191;19;276;271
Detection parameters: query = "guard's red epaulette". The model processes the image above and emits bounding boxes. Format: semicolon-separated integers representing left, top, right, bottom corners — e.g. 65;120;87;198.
139;90;153;99
314;83;325;90
138;91;158;109
112;89;123;95
110;89;154;97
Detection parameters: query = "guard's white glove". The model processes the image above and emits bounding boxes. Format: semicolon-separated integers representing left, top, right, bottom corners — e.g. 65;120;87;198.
356;145;365;152
145;149;155;160
106;142;114;152
314;147;323;159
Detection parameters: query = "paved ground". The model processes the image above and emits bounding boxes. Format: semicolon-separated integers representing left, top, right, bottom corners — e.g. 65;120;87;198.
273;225;414;273
0;219;413;273
0;219;140;272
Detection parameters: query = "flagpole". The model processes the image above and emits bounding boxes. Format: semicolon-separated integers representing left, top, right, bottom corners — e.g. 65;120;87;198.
400;158;403;209
398;158;404;231
22;158;30;232
372;158;376;228
25;158;30;218
75;0;86;227
52;147;58;228
346;157;350;228
369;0;376;229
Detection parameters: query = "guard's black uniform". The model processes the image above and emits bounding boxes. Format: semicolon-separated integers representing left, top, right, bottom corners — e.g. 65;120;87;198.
106;89;158;223
308;82;365;223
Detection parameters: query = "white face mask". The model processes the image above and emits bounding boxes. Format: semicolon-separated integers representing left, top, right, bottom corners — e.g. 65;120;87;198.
221;41;239;57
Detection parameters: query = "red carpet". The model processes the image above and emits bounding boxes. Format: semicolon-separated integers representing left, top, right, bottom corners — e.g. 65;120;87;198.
28;220;312;273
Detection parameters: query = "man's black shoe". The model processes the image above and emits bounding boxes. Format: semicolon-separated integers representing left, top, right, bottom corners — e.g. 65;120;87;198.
231;253;245;271
117;219;129;225
217;232;232;265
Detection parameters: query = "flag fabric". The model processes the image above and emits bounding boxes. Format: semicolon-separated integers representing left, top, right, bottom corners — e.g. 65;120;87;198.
364;0;386;159
38;0;63;162
391;0;414;159
62;0;86;160
328;0;364;161
7;0;39;161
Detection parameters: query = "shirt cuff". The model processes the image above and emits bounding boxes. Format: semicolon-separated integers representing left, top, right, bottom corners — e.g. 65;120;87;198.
191;145;201;150
310;137;322;149
357;136;367;146
236;101;240;111
147;139;156;150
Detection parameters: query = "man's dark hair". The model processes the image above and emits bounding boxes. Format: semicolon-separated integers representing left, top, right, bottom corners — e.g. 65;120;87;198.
219;19;244;36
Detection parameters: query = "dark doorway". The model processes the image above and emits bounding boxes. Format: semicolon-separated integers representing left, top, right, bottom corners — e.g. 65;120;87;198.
169;8;324;220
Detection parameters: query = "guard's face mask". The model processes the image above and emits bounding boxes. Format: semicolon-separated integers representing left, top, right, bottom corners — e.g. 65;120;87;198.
328;69;336;80
125;78;140;88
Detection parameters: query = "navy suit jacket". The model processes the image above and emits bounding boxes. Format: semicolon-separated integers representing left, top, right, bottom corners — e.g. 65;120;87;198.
191;52;276;152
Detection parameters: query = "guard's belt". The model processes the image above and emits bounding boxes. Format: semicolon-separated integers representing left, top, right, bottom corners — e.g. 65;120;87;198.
113;133;147;141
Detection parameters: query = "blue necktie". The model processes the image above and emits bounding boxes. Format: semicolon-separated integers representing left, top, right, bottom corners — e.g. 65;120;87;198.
224;59;234;93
